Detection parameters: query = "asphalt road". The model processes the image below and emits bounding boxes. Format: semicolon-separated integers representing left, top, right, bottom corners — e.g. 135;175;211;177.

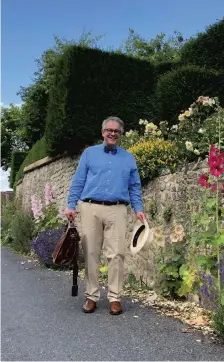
1;247;224;361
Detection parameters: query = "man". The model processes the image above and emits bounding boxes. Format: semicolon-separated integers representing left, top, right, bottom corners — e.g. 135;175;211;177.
65;116;145;315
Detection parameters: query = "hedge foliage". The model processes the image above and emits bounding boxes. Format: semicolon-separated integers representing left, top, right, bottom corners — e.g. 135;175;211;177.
9;151;27;188
15;137;47;184
154;65;220;125
181;19;224;71
12;19;224;177
45;46;156;156
128;138;178;183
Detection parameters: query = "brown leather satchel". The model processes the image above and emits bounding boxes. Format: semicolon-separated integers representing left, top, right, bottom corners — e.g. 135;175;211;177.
52;222;80;265
52;222;80;296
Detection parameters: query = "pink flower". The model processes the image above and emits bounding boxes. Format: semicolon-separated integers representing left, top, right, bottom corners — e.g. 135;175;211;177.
208;144;224;177
31;195;44;220
211;183;217;192
221;183;224;193
199;174;210;188
44;184;53;207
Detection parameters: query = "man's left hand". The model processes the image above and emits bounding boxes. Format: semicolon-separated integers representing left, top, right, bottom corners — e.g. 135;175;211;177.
135;212;146;223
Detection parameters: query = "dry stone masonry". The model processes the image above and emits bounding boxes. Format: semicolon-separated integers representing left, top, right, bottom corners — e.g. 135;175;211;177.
16;155;208;286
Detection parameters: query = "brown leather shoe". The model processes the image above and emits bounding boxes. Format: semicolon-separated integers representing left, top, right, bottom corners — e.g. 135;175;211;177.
82;298;96;313
110;301;122;315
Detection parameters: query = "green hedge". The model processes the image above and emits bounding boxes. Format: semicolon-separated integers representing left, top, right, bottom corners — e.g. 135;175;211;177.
181;19;224;71
154;65;220;125
15;137;47;184
45;46;156;156
9;151;28;188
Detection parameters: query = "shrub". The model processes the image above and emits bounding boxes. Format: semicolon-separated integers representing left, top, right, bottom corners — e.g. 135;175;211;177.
154;60;179;79
45;46;156;156
9;151;27;188
15;137;47;184
128;138;178;183
6;206;35;254
154;65;220;125
213;307;224;341
155;242;187;298
1;198;17;245
119;130;141;149
168;96;222;161
181;19;224;72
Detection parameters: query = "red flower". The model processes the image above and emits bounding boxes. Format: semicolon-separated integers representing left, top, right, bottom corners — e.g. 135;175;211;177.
211;182;217;192
219;152;224;165
210;143;219;156
221;183;224;193
199;174;211;188
208;144;224;177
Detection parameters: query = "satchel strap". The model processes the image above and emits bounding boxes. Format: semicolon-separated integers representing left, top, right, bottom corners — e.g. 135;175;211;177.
68;220;76;229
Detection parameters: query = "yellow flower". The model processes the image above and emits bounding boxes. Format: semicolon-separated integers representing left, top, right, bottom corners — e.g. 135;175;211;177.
100;266;108;273
178;113;185;121
152;227;165;247
155;234;165;247
184;110;191;117
152;227;163;238
174;224;184;235
170;233;180;243
185;141;193;151
194;149;200;156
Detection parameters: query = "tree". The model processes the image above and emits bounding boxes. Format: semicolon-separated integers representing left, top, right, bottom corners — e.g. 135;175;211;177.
18;80;48;147
1;105;28;170
120;29;185;63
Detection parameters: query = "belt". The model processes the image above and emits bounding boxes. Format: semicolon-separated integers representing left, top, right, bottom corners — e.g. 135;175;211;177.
83;198;129;206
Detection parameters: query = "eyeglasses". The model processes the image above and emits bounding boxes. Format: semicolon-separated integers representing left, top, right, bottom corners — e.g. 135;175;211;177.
104;128;121;135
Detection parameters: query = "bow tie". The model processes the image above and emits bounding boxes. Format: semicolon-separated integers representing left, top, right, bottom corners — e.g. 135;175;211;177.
104;146;117;154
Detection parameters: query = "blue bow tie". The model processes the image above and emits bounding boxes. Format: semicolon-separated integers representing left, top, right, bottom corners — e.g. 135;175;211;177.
104;146;117;154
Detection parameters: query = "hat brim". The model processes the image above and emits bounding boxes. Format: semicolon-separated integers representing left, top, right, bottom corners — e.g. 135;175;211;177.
130;218;153;255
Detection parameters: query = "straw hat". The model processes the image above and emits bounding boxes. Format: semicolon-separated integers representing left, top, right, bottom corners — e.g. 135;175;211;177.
130;218;153;254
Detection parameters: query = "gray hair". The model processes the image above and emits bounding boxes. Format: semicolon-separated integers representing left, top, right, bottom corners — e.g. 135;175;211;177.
102;116;124;134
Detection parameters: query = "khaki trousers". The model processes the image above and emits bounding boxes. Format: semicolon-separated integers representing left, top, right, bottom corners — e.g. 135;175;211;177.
80;202;127;302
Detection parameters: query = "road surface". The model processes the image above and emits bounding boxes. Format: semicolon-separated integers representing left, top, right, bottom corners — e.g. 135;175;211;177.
1;247;224;361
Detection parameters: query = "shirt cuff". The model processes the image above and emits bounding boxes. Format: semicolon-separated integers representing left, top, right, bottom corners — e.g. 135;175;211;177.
133;205;143;213
67;202;77;210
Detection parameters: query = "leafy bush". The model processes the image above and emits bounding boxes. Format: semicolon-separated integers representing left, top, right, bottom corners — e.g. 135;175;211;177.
15;137;47;183
155;243;186;298
213;307;224;341
154;65;220;125
2;200;35;254
128;138;178;183
45;46;156;156
167;96;222;161
181;19;224;72
1;198;17;245
31;225;65;266
119;130;141;149
9;151;27;188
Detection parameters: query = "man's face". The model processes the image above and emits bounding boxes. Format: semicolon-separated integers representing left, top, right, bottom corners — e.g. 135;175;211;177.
102;121;122;146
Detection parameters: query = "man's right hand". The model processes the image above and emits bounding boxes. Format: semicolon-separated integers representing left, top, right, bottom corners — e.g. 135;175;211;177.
64;209;77;221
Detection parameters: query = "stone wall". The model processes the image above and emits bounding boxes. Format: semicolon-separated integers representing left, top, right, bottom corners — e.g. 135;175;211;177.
16;155;208;286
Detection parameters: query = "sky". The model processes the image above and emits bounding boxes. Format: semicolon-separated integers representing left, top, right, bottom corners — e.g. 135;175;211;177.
1;0;224;190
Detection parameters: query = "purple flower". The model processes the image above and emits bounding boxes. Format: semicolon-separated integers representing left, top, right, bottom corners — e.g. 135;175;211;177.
31;225;65;264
